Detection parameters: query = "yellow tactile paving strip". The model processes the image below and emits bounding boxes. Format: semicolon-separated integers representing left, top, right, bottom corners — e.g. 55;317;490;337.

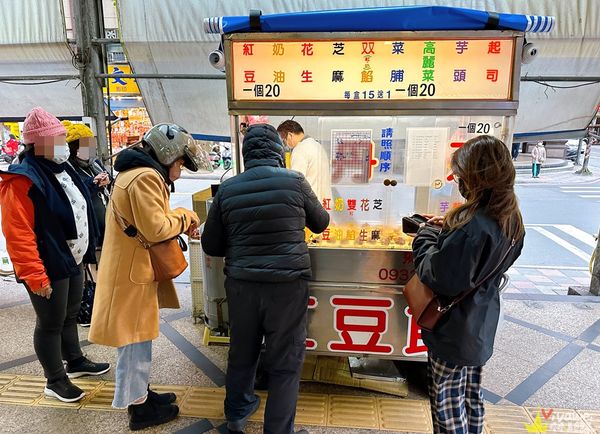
0;374;597;433
579;411;600;433
484;405;536;433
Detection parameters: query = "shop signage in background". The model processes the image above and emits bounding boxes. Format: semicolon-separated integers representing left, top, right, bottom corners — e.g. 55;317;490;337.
4;122;20;139
231;38;514;102
105;65;140;94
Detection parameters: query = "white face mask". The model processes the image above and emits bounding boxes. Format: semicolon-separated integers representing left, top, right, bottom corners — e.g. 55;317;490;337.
51;145;70;164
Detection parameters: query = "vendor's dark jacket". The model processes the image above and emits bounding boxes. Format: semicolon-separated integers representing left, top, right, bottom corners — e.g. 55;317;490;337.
412;210;524;366
201;124;330;283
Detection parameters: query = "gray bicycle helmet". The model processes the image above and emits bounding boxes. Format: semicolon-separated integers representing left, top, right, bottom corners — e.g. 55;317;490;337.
143;123;210;172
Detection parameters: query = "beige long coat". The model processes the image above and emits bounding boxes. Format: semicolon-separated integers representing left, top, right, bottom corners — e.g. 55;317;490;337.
89;167;193;348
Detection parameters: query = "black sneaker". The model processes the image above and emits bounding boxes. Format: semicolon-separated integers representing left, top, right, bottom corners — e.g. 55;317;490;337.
44;376;86;403
227;395;261;432
128;399;179;431
66;356;110;378
147;386;177;405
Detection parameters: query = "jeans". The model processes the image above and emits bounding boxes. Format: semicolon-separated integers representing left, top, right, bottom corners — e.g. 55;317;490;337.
532;163;541;177
27;264;84;382
224;277;308;434
511;144;520;160
112;340;152;409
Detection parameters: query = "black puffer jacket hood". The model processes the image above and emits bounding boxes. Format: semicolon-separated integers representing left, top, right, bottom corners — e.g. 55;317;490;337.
242;124;286;169
114;147;171;186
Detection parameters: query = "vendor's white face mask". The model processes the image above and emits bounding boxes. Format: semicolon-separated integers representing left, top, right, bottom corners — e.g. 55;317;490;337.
51;144;70;164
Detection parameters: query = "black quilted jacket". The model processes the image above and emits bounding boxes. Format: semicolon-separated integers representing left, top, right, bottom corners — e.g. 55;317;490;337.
201;124;329;283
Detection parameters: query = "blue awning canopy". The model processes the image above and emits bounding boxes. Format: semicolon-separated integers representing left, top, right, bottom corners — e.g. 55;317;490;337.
204;6;555;35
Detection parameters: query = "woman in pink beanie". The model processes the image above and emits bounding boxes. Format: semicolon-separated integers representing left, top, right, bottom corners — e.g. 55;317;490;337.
0;107;110;403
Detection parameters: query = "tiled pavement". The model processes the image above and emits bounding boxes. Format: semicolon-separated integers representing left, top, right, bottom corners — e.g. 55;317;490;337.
505;266;592;295
1;271;599;433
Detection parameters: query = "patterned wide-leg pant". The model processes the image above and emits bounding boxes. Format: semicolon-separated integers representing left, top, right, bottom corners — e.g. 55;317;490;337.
427;354;485;434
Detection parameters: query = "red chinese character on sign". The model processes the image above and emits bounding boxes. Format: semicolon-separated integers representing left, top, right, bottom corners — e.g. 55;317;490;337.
301;70;313;83
301;43;314;56
360;198;370;211
347;199;357;212
322;198;331;211
306;296;319;350
403;252;413;265
242;43;254;56
328;296;395;355
402;307;428;356
244;71;255;83
486;69;499;82
361;41;375;55
322;228;331;241
488;40;501;54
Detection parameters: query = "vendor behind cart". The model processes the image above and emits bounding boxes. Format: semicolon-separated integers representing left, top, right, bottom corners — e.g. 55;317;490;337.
277;120;332;203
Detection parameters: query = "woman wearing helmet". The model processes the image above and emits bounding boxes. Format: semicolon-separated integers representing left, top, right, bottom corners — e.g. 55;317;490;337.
89;123;204;431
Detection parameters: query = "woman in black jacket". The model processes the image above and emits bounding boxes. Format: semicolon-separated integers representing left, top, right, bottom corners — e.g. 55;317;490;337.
411;135;525;434
62;121;111;247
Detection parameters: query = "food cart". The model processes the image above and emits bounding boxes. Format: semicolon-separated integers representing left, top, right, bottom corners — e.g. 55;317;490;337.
198;7;538;363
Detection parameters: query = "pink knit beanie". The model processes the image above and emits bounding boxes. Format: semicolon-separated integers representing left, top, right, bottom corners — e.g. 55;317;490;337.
22;107;67;144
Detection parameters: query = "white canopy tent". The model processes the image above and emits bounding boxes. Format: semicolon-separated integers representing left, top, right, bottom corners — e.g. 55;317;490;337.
0;0;83;119
116;0;600;140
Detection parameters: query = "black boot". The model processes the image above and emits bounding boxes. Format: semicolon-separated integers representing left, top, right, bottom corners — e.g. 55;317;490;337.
128;399;179;431
147;386;177;405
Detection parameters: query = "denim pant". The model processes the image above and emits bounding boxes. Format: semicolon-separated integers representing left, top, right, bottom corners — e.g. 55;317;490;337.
112;340;152;408
27;264;84;382
224;277;308;434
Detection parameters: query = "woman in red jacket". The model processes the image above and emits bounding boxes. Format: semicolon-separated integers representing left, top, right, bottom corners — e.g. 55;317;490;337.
0;107;110;403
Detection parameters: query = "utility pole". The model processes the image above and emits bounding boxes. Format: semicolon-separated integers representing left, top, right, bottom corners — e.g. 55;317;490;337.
72;0;108;160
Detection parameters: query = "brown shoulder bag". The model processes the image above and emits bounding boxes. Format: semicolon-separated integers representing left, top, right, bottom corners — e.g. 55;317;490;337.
404;238;515;332
112;204;188;282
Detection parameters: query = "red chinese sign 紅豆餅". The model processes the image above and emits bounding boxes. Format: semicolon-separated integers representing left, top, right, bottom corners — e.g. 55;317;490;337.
305;292;428;359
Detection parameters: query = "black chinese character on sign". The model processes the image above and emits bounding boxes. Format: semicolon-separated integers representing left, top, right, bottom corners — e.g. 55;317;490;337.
408;84;418;97
332;42;345;55
254;85;264;97
392;42;404;54
332;71;344;82
467;123;476;134
373;199;383;210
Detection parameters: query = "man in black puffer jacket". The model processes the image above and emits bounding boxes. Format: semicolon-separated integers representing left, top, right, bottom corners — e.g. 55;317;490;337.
201;124;329;434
